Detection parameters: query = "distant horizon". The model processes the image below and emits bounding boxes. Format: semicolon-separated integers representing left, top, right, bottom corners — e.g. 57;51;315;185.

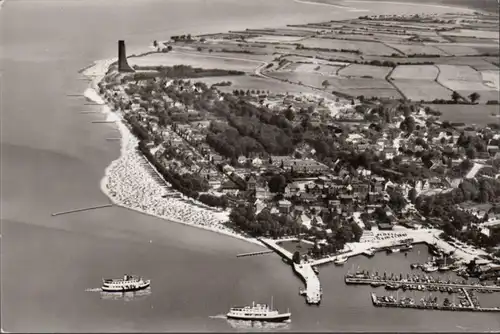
304;0;499;13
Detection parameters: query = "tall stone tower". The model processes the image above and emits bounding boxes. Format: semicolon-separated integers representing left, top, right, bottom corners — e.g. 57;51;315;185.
118;40;134;73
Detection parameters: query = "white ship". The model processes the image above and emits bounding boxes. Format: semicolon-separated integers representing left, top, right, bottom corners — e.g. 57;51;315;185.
226;298;291;322
101;274;150;292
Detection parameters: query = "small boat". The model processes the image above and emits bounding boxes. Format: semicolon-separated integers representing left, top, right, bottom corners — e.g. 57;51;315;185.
423;264;439;273
312;266;320;275
399;244;413;252
385;283;400;290
371;281;384;287
363;249;375;257
101;274;150;292
299;288;306;296
226;298;291;322
334;257;348;266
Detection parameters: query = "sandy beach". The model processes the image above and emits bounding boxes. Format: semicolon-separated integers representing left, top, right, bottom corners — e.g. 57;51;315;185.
82;59;263;247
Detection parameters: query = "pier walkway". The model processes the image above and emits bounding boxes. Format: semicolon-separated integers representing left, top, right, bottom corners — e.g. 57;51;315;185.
293;262;322;304
236;250;274;258
258;238;321;305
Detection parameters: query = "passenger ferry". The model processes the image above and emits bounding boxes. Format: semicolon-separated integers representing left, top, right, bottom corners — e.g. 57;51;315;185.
226;299;291;322
101;274;150;292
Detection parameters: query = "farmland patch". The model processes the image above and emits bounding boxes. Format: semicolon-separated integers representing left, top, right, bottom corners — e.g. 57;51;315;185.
194;75;318;94
338;64;391;78
129;52;262;72
386;43;447;56
297;38;397;56
390;65;438;80
423;104;500;126
391;79;453;102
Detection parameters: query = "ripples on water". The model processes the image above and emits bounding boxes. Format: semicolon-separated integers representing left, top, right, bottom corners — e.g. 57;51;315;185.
209;314;292;331
84;288;153;302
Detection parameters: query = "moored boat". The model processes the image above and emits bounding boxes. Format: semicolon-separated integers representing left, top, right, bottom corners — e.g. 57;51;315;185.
226;299;291;322
334;257;348;266
101;274;150;292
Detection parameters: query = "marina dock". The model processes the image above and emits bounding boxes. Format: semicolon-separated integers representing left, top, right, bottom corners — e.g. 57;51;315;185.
370;292;500;312
345;276;500;292
258;238;322;305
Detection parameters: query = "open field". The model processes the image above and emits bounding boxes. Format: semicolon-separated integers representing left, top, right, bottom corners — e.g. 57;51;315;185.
391;79;453;101
200;51;275;63
481;70;500;90
245;28;314;37
440;29;500;39
246;35;305;43
338;64;391;78
362;55;499;70
455;90;500;104
282;55;349;67
341;88;402;99
433;44;482;56
292;63;342;75
390;65;438;80
437;65;483;81
269;71;334;88
423;104;500;126
194;75;319;95
386;43;447;56
297;37;398;56
129;52;262;72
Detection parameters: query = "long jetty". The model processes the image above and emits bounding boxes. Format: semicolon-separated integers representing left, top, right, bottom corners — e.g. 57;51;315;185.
371;293;500;313
345;277;500;292
258;238;322;305
51;204;113;217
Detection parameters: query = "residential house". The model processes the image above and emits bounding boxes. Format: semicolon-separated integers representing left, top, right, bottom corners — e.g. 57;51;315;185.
296;213;312;229
246;175;257;191
278;199;292;214
255;187;272;201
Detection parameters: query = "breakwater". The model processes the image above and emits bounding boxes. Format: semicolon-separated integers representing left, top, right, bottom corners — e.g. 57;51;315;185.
258;238;322;305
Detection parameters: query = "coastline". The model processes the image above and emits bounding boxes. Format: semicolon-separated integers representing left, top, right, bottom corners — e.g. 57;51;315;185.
82;56;264;248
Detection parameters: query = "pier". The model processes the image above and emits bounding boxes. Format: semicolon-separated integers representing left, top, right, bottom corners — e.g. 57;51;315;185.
258;238;322;305
51;204;113;217
345;276;500;292
236;250;274;258
370;293;500;313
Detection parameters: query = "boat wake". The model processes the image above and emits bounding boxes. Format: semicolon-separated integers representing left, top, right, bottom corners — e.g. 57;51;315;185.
226;319;292;331
209;314;228;319
99;288;152;302
85;288;102;292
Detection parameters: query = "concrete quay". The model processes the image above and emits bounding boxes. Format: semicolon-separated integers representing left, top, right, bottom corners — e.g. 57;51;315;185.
258;238;321;305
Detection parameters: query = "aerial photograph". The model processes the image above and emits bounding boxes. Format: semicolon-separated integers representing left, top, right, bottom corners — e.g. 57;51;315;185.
1;0;500;332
